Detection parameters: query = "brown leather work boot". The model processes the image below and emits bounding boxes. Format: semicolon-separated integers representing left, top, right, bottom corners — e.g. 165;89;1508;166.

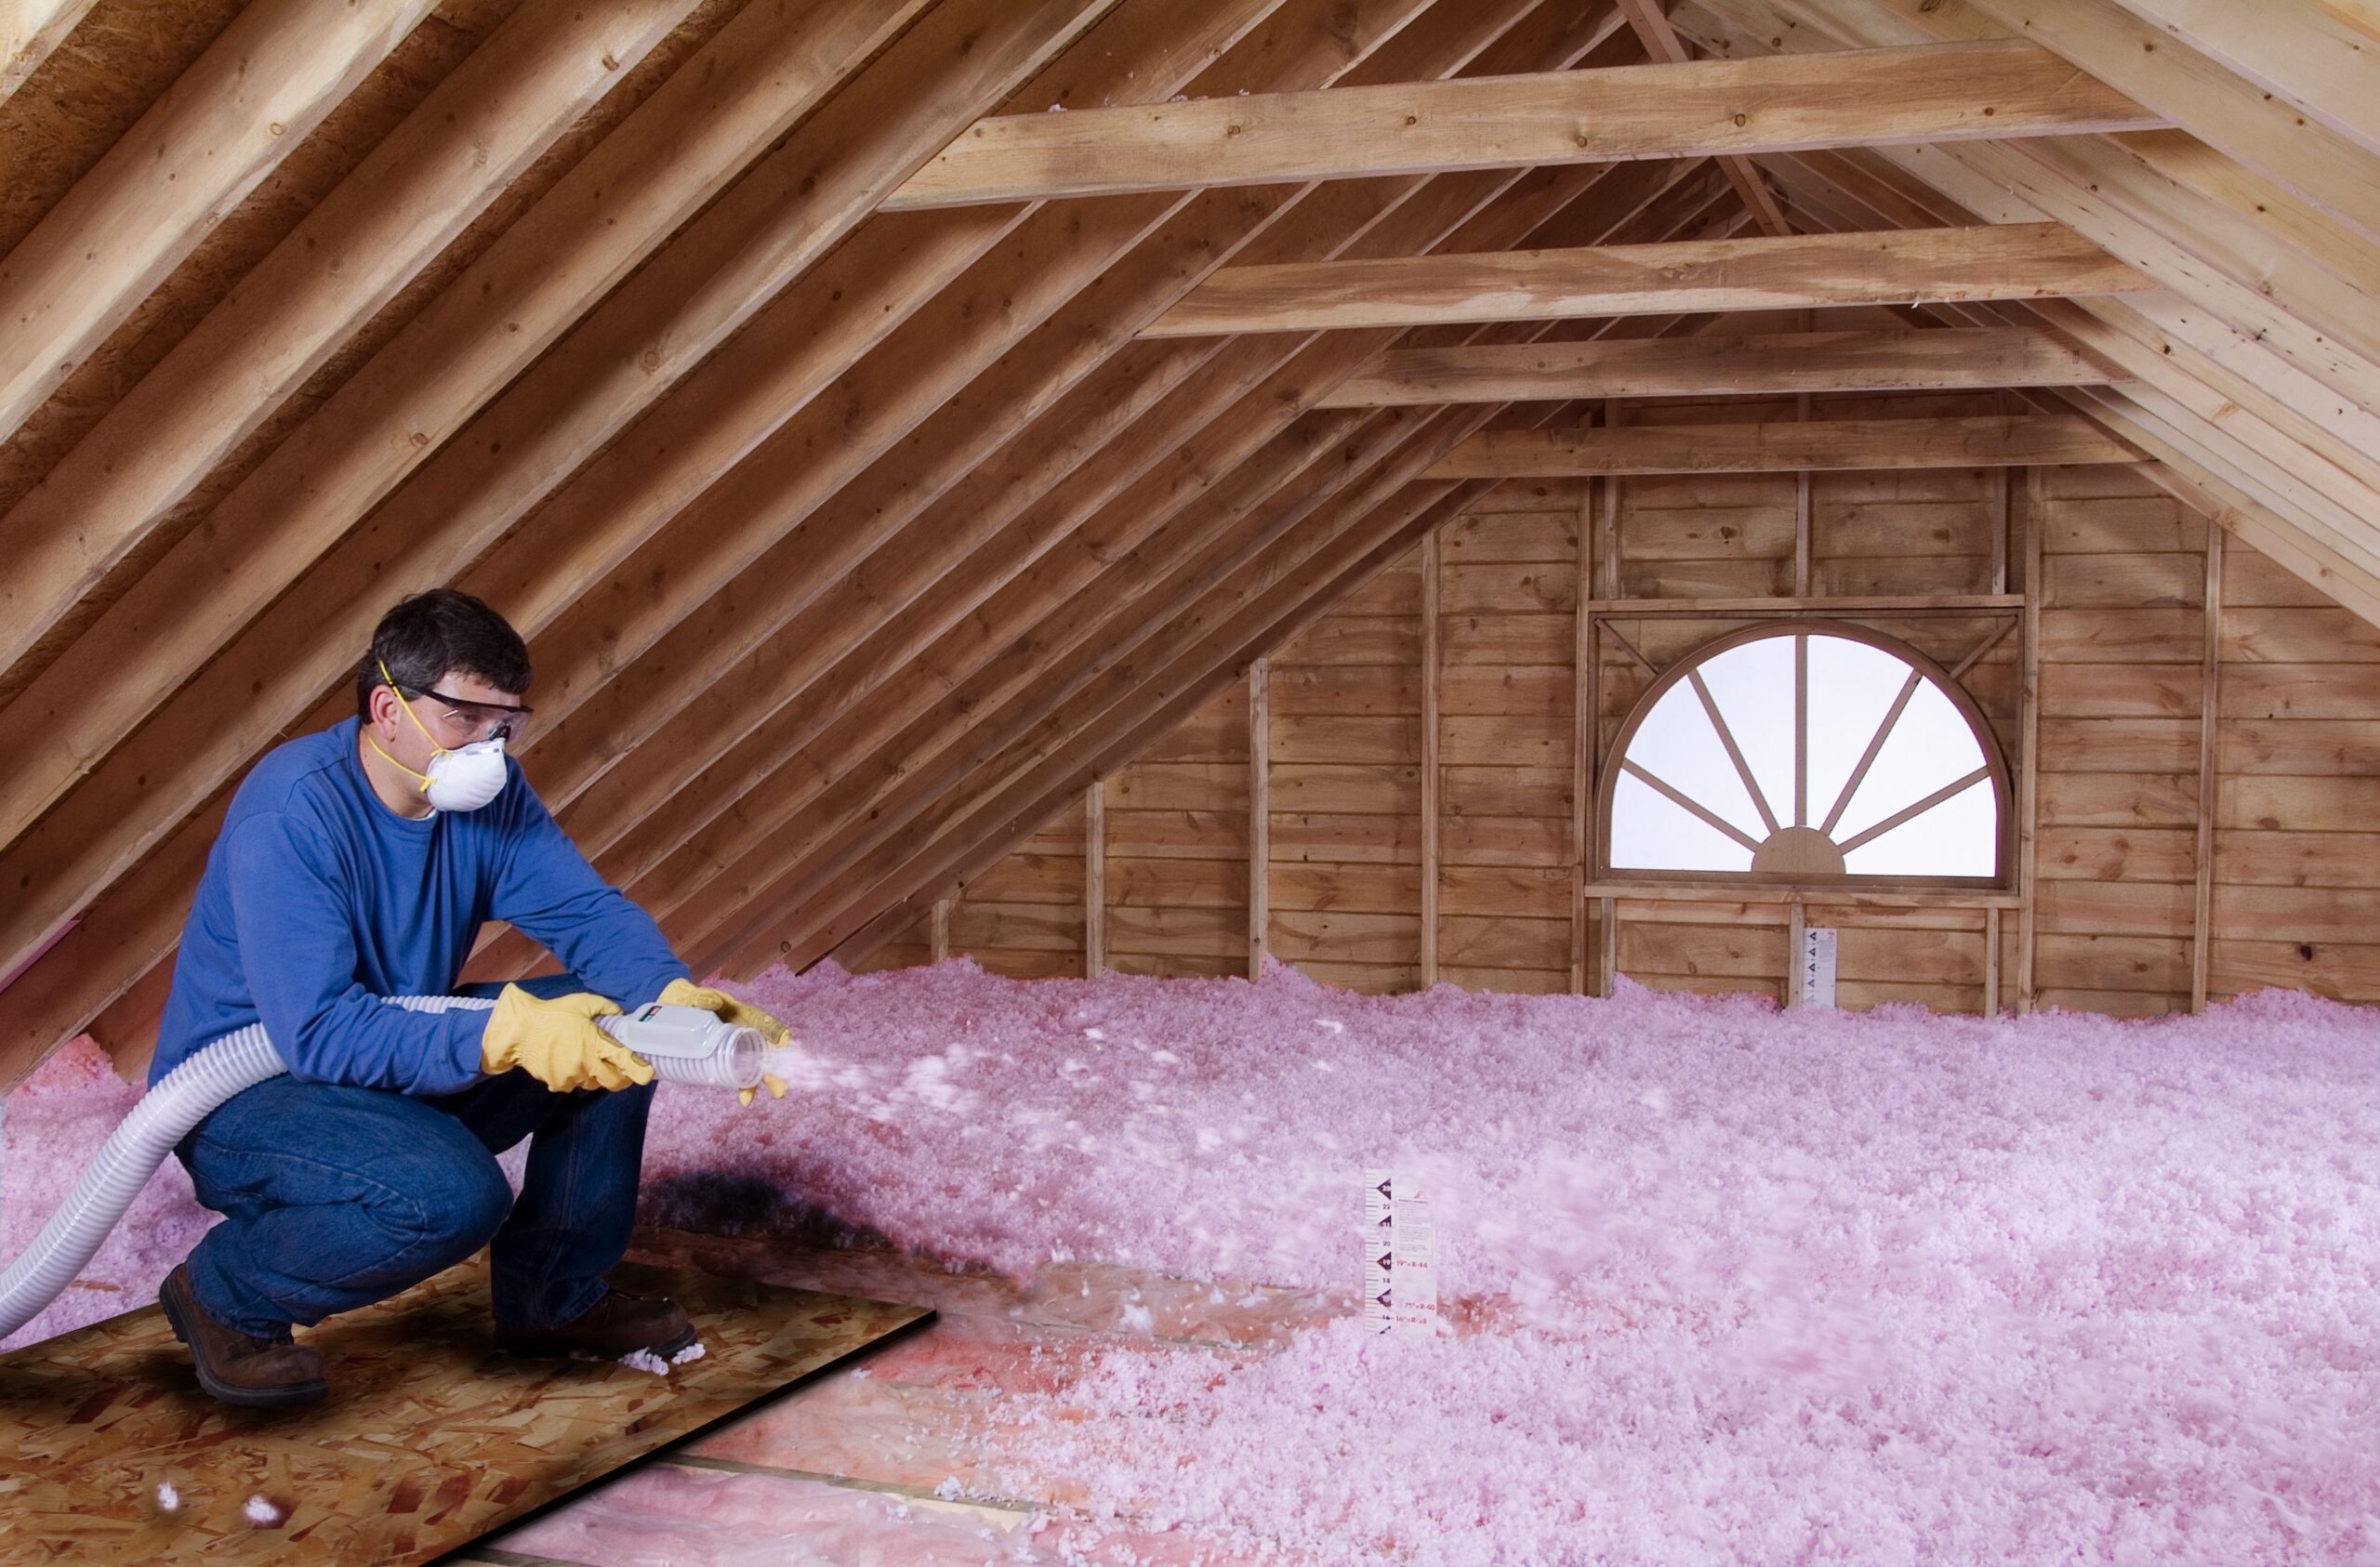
158;1264;328;1408
494;1285;695;1362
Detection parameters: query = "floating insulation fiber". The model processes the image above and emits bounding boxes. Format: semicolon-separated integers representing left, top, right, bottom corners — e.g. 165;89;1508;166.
0;1255;928;1565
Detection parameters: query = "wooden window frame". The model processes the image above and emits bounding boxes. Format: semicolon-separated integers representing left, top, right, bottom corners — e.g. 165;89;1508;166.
1592;617;2016;896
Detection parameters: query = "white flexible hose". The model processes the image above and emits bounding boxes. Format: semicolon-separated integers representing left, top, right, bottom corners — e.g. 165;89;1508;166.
0;994;757;1342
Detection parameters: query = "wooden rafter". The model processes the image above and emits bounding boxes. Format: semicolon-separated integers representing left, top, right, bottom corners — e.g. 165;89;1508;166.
1615;0;1793;233
0;0;99;106
1957;0;2380;248
0;0;440;444
1144;222;2149;336
0;0;707;680
2095;0;2380;161
886;37;2155;207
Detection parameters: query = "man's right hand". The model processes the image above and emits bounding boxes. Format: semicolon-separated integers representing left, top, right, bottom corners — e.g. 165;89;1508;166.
479;984;654;1093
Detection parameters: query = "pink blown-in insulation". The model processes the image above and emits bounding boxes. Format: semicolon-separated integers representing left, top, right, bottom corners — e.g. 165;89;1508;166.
6;957;2376;1562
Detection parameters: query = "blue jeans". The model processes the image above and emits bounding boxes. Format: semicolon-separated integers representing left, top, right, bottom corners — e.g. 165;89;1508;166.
172;974;652;1340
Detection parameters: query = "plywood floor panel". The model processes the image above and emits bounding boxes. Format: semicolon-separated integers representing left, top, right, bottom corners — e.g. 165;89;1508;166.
0;1255;928;1564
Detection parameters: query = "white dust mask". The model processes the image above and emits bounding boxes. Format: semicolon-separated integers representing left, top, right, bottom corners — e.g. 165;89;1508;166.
417;737;509;811
367;660;514;813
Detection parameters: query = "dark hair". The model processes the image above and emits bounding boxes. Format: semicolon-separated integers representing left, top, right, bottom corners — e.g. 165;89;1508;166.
355;588;532;721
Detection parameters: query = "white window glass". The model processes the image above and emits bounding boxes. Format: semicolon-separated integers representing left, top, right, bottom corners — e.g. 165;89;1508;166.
1607;629;1999;880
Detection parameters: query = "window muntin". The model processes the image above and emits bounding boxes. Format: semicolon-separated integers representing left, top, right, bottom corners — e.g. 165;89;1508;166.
1603;626;2003;883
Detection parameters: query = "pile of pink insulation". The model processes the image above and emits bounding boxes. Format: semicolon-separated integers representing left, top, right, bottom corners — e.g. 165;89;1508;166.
6;957;2375;1563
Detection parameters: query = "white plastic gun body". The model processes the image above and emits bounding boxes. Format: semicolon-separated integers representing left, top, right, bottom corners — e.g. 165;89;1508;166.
0;995;763;1343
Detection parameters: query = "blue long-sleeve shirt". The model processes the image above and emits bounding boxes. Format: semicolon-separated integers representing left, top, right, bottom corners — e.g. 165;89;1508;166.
150;716;689;1094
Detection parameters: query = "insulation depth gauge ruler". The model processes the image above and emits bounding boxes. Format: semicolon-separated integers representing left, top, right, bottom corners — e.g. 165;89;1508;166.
1362;1168;1440;1336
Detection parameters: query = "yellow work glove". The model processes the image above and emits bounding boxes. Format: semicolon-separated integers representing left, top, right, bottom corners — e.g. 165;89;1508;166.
479;985;654;1093
659;978;789;1107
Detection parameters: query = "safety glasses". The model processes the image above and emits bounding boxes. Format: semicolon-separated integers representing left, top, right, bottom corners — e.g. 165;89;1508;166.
401;687;533;745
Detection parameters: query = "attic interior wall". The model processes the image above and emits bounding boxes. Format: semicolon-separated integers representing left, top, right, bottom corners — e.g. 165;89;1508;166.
866;397;2380;1020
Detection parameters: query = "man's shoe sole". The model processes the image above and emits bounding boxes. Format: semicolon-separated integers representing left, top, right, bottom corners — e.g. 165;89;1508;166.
158;1276;327;1409
495;1323;698;1362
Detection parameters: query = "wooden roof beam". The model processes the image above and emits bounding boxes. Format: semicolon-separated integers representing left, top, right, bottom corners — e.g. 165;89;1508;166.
884;37;2158;208
1144;221;2149;336
1682;0;2380;413
2094;0;2380;164
455;46;1681;950
0;0;705;683
0;0;438;444
1427;414;2138;476
1768;146;2380;623
1614;0;1794;234
1956;0;2380;248
1321;324;2114;404
1764;143;2380;521
0;0;97;107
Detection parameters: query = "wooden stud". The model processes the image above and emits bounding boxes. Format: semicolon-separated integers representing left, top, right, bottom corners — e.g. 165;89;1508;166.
1571;472;1595;994
1085;778;1105;977
1249;657;1270;978
1421;529;1442;988
1985;903;2001;1016
1145;223;2150;336
931;897;952;964
2191;524;2224;1012
2018;467;2043;1013
1786;899;1806;1007
1990;461;2013;596
1597;400;1624;599
1792;391;1814;594
1600;896;1619;998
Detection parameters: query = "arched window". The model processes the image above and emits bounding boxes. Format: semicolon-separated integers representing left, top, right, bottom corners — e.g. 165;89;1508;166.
1597;625;2009;885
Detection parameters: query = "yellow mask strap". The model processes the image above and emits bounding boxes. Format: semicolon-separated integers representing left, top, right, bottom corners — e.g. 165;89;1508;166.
373;658;442;794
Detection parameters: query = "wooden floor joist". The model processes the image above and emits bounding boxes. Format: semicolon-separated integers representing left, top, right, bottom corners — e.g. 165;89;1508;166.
885;38;2157;207
1320;325;2113;405
1425;415;2139;477
1143;223;2151;336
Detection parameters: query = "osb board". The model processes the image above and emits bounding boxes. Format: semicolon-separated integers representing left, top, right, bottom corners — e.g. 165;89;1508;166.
0;1256;930;1565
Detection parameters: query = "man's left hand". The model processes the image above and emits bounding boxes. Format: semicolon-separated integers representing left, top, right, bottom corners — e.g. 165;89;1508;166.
660;978;790;1108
